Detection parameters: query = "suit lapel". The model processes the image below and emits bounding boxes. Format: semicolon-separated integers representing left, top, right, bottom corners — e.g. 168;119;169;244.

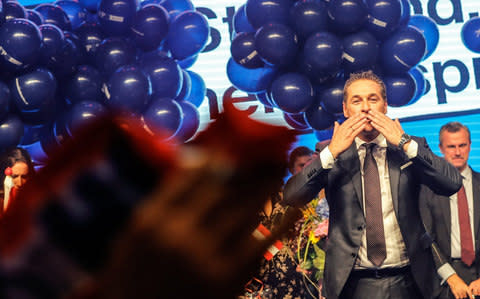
386;144;402;214
337;143;363;210
472;170;480;240
440;192;452;241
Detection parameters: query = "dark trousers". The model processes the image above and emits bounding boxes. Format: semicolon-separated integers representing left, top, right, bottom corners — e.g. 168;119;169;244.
436;260;478;299
338;267;423;299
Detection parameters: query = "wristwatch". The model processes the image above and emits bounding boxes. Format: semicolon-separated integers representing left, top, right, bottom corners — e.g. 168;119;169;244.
398;133;412;149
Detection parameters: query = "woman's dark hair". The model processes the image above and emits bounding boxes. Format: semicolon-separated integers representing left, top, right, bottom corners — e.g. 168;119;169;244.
287;146;313;174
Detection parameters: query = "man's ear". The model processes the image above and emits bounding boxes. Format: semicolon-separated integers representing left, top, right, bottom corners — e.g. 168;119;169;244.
343;101;348;118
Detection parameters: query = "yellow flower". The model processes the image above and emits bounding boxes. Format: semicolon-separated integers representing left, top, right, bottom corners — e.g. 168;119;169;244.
309;230;320;244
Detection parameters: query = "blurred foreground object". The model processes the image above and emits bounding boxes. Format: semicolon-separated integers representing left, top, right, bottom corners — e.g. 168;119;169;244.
0;104;297;299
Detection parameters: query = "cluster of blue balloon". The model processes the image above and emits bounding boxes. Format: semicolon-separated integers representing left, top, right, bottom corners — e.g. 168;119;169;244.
0;0;209;166
227;0;440;141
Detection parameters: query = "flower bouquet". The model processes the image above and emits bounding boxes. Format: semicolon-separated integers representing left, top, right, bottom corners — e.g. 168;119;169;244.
295;195;329;294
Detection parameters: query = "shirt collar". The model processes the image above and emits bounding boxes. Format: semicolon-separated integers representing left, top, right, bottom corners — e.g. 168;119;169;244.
354;134;387;149
461;166;472;183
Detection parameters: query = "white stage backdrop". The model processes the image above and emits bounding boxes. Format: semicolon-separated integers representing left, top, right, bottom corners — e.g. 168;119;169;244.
188;0;480;132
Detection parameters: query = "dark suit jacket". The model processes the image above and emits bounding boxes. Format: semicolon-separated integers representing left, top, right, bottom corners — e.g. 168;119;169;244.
283;136;462;299
420;168;480;294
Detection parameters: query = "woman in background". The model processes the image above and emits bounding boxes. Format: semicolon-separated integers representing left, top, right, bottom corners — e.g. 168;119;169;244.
242;146;320;299
1;148;35;214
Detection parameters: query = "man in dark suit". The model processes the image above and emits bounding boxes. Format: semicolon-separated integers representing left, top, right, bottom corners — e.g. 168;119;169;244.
283;71;462;299
420;122;480;299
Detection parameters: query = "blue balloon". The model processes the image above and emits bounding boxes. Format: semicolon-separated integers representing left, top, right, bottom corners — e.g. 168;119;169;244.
175;100;199;142
47;37;81;77
245;0;292;29
75;21;104;61
4;1;27;22
94;37;136;76
104;65;151;114
289;0;328;40
19;123;46;145
143;97;183;138
283;112;310;131
270;72;314;114
364;0;402;40
302;31;343;78
19;140;49;164
256;91;275;108
98;0;138;36
461;17;480;53
0;1;3;27
305;103;335;130
319;79;345;114
166;11;209;60
67;101;107;135
384;73;416;107
131;4;169;51
0;19;42;72
342;30;379;74
139;50;182;99
314;128;333;142
79;0;100;12
177;54;198;69
55;0;87;30
227;57;277;93
63;30;88;64
175;69;191;101
39;24;65;63
255;23;298;67
398;0;410;26
10;68;57;125
231;32;264;69
0;115;23;149
233;4;255;34
0;81;10;122
26;9;44;25
0;81;11;121
65;65;104;104
35;3;72;31
380;25;426;74
409;15;439;60
159;0;193;19
140;0;161;7
327;0;367;34
408;66;426;105
184;70;206;107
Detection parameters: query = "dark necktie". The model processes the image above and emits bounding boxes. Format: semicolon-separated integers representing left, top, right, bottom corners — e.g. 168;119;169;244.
364;143;386;267
457;185;475;266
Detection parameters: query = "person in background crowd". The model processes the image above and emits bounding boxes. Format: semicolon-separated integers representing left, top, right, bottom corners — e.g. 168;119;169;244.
420;122;480;299
1;148;35;214
283;71;462;299
288;146;315;176
242;146;317;299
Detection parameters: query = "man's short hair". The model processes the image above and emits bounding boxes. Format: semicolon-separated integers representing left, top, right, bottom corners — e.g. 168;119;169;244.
439;121;471;145
343;70;387;103
288;146;313;172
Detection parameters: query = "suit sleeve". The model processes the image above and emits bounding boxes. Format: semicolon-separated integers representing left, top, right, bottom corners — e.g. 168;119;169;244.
419;186;448;268
412;137;462;196
419;185;456;283
283;156;329;207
